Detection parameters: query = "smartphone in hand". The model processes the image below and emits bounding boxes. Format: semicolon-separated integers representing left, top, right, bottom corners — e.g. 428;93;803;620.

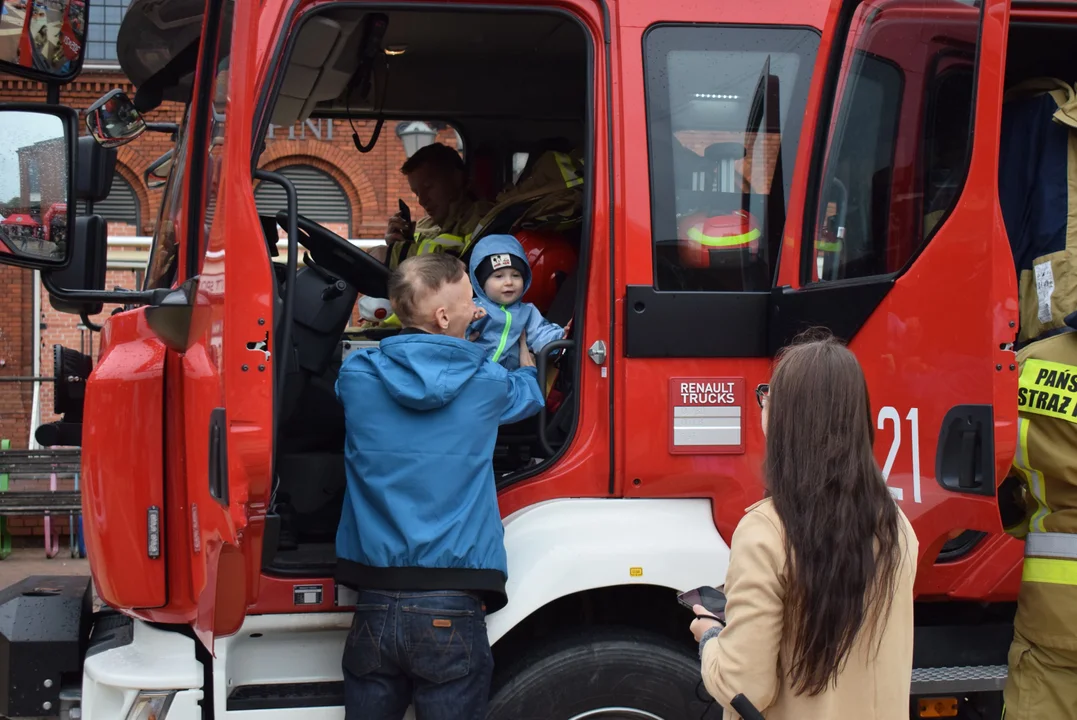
398;199;415;242
678;585;727;622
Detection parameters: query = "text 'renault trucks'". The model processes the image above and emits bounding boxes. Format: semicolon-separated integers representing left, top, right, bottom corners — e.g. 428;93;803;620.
0;0;1057;717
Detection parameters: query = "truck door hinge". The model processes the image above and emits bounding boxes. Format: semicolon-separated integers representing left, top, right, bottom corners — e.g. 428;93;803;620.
588;340;607;365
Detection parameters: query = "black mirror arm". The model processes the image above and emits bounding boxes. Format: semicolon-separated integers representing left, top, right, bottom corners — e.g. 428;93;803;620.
42;271;180;308
80;311;102;333
145;122;180;140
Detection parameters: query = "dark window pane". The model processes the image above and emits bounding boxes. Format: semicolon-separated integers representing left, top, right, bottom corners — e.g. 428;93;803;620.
809;0;981;284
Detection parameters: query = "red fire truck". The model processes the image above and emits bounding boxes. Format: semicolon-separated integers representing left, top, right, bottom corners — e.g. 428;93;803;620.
0;0;1058;717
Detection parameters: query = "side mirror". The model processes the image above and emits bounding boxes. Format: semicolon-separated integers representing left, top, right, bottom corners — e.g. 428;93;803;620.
85;89;146;148
144;149;173;190
0;0;87;84
44;214;107;316
77;135;118;203
0;103;77;270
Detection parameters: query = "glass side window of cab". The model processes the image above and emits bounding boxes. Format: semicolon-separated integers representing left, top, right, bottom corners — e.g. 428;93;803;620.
199;0;234;268
145;109;192;290
145;0;235;288
809;0;980;285
644;24;819;292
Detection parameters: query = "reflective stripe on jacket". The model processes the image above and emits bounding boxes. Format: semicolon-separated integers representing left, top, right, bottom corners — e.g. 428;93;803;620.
387;194;493;269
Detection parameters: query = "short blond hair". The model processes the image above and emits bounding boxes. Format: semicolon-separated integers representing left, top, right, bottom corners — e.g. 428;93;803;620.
388;253;467;326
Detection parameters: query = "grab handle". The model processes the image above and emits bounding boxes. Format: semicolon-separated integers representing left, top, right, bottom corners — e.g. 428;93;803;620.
536;339;575;457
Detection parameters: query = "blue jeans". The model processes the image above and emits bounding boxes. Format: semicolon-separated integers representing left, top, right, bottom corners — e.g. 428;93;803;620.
342;589;494;720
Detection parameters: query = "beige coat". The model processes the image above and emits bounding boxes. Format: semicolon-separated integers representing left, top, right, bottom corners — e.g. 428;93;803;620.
700;498;918;720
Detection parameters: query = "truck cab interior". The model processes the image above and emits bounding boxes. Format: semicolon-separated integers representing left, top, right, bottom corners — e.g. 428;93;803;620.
250;6;591;573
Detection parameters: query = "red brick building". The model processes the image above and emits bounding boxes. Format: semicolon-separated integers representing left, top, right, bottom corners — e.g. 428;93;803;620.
0;32;457;541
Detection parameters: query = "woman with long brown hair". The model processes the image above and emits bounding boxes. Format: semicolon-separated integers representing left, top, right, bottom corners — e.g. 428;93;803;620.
690;333;918;719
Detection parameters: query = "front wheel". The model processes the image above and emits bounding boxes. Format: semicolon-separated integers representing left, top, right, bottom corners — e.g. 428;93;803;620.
487;628;713;720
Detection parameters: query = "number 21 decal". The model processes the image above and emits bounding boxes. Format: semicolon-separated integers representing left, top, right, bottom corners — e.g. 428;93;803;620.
877;406;922;504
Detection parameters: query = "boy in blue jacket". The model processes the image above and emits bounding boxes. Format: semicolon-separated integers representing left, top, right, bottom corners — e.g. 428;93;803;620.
335;252;545;720
467;234;567;370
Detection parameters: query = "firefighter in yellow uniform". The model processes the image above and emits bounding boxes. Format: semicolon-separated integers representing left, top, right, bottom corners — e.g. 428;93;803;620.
1001;311;1077;720
373;142;586;271
371;142;494;269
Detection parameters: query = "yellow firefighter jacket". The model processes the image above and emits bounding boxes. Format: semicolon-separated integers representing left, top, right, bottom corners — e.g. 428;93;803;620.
1005;329;1077;651
387;193;494;269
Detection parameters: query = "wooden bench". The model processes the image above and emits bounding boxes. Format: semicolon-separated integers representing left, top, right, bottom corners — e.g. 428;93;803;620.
0;448;83;558
0;491;82;514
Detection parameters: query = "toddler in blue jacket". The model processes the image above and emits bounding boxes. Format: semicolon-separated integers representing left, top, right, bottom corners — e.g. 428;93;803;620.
468;234;566;370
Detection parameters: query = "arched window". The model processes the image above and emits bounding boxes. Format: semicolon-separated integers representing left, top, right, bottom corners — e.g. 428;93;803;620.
79;174;140;231
254;165;352;236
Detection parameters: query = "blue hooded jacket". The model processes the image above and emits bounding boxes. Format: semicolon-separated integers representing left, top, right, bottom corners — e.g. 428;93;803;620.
468;235;565;370
334;330;545;611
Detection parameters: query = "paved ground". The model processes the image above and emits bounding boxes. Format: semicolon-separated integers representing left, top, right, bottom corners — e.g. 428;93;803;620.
0;547;90;590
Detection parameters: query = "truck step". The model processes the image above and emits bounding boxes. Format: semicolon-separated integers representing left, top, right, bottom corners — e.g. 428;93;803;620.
227;681;344;711
910;665;1008;694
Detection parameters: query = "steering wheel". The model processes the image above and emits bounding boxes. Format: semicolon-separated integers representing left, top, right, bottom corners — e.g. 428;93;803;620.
276;211;389;299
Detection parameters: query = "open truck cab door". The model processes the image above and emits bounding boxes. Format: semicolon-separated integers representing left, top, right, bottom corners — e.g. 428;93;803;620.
98;0;264;653
622;0;1018;597
44;0;261;655
775;0;1020;587
0;0;261;657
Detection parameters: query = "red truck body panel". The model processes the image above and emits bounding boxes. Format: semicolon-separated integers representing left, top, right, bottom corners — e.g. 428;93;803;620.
78;0;1029;644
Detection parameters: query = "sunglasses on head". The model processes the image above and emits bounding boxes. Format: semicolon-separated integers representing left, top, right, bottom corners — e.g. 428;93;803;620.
755;383;769;408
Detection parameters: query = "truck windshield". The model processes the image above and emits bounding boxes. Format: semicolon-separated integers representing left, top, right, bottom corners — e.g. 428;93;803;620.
644;25;820;292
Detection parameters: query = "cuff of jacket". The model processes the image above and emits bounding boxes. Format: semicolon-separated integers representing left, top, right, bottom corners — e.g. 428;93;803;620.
698;625;723;659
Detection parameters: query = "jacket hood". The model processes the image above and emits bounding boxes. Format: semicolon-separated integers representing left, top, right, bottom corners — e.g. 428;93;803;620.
469;235;532;303
366;334;488;411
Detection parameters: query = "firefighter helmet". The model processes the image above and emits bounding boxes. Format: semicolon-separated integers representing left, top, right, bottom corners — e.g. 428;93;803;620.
677;209;761;269
516;229;577;314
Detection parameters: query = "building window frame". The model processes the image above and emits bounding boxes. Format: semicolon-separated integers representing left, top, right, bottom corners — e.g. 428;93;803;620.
84;0;130;67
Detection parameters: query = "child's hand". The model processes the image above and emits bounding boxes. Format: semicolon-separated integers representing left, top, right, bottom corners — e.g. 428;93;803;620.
563;318;573;338
469;329;480;342
473;306;487;322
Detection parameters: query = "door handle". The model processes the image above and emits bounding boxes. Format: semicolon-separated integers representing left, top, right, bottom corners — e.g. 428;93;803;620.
958;429;977;489
208;407;228;505
935;405;994;497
